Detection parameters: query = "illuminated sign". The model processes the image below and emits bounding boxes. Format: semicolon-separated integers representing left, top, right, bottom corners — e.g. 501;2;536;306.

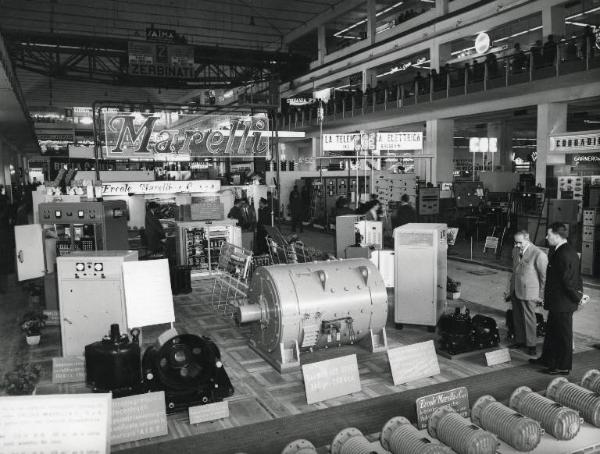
102;113;272;158
550;131;600;153
469;137;498;153
286;97;315;106
475;32;491;54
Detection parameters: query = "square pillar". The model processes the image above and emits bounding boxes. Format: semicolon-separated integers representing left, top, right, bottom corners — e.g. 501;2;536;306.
430;41;452;71
536;103;567;188
542;4;566;39
317;25;327;64
435;0;449;16
362;68;377;91
424;119;454;185
367;0;376;45
487;121;513;170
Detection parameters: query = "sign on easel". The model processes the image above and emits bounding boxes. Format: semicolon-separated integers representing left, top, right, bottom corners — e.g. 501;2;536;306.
485;348;511;366
387;340;440;386
0;393;111;453
302;354;361;405
415;387;469;429
483;236;499;253
111;392;168;445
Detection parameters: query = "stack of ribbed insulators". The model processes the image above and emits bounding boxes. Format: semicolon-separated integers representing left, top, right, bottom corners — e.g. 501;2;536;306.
428;406;498;454
547;377;600;427
509;386;581;440
280;439;318;454
471;395;543;451
330;428;374;454
380;416;453;453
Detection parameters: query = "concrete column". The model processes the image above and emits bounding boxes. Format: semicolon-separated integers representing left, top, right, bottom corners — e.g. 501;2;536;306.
536;103;567;188
542;4;566;39
430;41;452;72
487;121;513;171
362;68;377;91
317;25;327;64
424;119;454;185
367;0;376;45
312;137;321;159
435;0;449;16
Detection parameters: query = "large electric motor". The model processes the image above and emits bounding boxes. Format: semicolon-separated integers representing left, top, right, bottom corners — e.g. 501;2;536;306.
237;259;388;371
142;333;234;413
85;324;142;397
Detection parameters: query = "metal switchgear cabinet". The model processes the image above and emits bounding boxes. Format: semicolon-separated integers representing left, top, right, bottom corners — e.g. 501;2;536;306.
394;223;448;327
56;251;138;356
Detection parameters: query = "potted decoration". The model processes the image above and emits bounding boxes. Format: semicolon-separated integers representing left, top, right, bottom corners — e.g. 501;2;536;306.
21;311;47;346
0;363;42;395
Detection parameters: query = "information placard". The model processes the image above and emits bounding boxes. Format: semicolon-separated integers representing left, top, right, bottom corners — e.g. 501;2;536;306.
111;392;168;445
485;348;511;366
52;356;86;383
387;340;440;386
189;401;230;424
123;259;175;328
0;393;111;453
302;354;361;405
415;387;470;429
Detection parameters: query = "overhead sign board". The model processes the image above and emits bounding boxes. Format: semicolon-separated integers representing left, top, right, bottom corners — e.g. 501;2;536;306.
550;130;600;153
128;41;194;79
377;132;423;151
100;180;220;195
102;112;271;158
469;137;498;153
323;132;377;154
286;97;315;106
146;27;178;42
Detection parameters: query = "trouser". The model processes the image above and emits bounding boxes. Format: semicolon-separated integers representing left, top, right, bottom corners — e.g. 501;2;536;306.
291;216;303;232
541;310;573;370
511;297;537;347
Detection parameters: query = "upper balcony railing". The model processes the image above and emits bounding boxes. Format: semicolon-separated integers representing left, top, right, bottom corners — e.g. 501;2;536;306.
281;35;600;130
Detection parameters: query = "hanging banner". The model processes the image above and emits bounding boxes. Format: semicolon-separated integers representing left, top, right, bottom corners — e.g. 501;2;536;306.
323;132;376;155
376;132;423;151
286;97;315;107
550;130;600;153
102;112;271;159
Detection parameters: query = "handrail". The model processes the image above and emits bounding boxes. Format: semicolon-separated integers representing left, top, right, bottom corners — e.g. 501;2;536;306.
281;34;598;130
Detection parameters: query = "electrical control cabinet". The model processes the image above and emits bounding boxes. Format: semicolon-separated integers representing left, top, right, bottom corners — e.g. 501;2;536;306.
335;214;363;258
418;187;440;215
56;251;138;356
394;223;448;327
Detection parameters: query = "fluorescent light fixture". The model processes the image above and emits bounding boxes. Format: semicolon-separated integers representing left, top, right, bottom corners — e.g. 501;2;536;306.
334;1;404;37
566;6;600;20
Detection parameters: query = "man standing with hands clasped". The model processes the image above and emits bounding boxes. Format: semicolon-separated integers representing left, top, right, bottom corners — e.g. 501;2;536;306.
530;222;583;375
508;230;547;356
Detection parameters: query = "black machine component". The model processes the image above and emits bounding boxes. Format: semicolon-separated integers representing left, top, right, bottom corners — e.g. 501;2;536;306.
142;333;234;413
471;315;500;349
505;309;546;341
438;308;474;355
84;324;142;397
447;277;461;293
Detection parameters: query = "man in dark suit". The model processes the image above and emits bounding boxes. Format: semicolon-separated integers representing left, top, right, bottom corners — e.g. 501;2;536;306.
392;194;417;229
530;222;583;375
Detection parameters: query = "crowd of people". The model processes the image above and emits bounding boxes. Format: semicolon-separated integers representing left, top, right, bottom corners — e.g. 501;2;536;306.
284;27;597;121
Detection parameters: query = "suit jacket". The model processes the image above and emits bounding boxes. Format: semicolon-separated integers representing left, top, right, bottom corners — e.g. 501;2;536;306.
544;242;583;312
392;204;417;229
227;206;244;227
510;244;548;301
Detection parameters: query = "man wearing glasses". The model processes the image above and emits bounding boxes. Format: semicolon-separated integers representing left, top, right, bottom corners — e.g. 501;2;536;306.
509;230;548;356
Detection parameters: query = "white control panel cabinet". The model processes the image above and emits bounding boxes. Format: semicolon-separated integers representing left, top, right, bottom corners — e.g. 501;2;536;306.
56;251;138;356
394;223;448;327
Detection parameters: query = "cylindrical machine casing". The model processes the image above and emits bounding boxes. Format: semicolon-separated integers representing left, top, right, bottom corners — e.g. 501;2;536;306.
331;428;372;454
381;416;453;453
509;386;581;440
582;369;600;394
280;439;317;454
547;377;600;427
428;406;497;454
242;259;387;352
471;395;542;451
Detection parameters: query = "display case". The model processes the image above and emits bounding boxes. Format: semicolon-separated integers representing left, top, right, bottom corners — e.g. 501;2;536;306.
172;220;241;273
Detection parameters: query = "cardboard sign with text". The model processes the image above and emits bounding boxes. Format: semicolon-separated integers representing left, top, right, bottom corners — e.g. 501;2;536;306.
387;340;440;386
52;356;86;383
111;392;168;445
189;401;230;424
0;393;111;453
302;354;361;405
485;348;511;366
416;387;470;429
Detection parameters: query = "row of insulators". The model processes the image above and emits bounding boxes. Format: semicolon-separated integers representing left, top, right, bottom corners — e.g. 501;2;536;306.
277;369;600;454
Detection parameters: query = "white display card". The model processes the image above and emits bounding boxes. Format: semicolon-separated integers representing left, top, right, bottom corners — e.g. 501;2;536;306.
302;354;361;405
189;401;230;424
387;340;440;386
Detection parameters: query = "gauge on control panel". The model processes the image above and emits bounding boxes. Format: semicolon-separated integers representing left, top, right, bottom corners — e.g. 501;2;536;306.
94;263;104;272
78;210;85;218
75;263;85;272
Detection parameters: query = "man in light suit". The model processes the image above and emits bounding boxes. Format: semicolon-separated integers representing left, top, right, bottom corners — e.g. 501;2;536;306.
509;230;548;356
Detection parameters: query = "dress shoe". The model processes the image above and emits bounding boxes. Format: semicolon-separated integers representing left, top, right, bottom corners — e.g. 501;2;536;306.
546;368;570;376
508;343;524;349
527;347;537;356
528;357;545;365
